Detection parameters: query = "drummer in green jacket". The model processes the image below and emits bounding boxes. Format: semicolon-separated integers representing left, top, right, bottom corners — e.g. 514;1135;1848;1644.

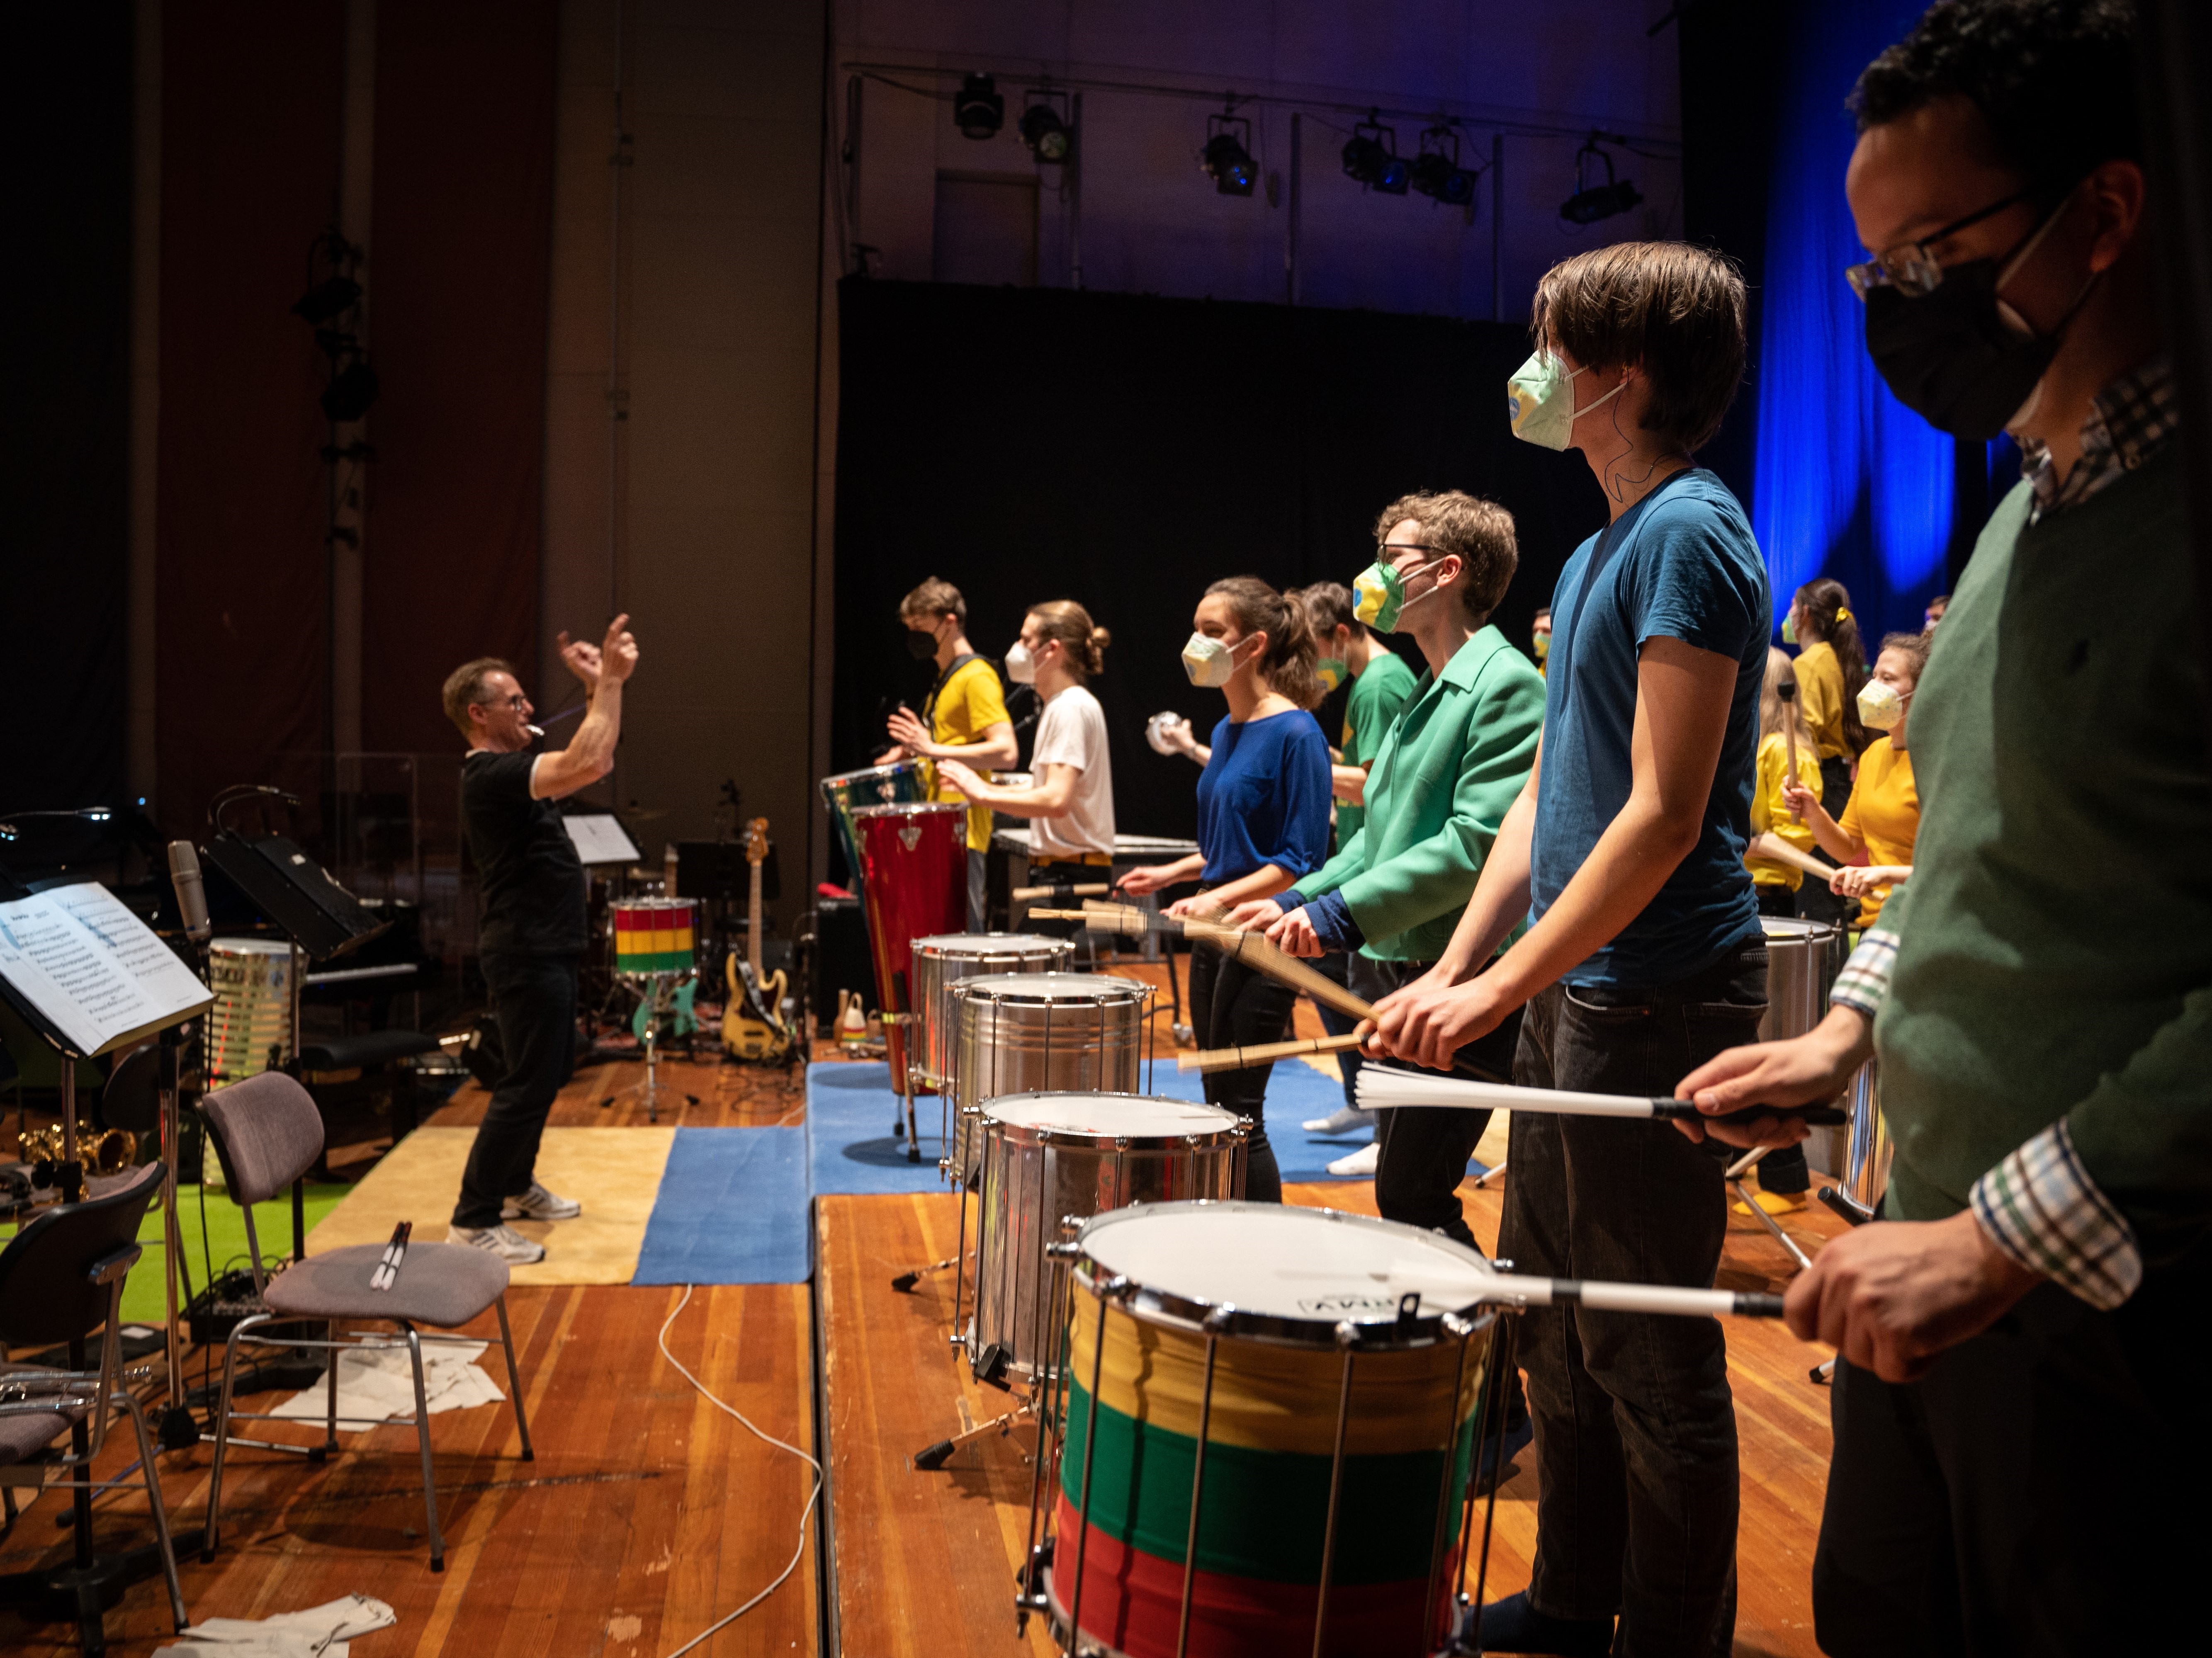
1226;490;1545;1246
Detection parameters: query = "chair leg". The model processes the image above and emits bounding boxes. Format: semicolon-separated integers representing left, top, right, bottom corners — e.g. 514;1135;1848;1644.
323;1319;342;1456
122;1396;189;1633
204;1313;267;1561
2;1485;15;1525
403;1326;445;1572
494;1296;533;1462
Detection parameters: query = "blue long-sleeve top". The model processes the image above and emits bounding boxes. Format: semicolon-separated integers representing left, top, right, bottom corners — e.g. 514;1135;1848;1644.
1194;709;1334;886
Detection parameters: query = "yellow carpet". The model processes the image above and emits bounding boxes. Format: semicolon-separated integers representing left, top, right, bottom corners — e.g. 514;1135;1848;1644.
304;1127;677;1287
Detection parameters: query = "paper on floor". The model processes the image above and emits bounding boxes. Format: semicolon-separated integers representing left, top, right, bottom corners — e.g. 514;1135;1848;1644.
155;1591;396;1658
267;1341;504;1430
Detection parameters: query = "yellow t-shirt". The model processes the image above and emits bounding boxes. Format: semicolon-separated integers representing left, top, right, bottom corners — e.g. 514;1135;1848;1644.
1793;640;1851;761
1746;732;1825;890
1838;736;1919;926
926;656;1011;853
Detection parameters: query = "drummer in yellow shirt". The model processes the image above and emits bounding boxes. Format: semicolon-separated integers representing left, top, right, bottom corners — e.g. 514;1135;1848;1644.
880;577;1017;930
1782;630;1928;932
1745;649;1827;917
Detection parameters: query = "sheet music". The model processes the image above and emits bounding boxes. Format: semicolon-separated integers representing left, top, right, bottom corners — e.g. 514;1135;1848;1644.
0;883;212;1057
564;813;641;865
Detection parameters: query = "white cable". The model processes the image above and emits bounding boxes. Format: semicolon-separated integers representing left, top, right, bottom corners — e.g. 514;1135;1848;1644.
655;1284;824;1658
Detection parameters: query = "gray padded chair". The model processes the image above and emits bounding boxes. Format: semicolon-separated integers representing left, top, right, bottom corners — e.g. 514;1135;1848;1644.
198;1071;532;1573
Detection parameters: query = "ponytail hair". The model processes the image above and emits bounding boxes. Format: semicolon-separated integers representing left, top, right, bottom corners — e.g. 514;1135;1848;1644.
1205;576;1324;710
1794;576;1871;754
1292;581;1364;643
1026;600;1110;681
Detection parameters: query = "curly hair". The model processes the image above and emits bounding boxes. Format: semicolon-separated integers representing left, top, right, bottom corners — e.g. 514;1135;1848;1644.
1369;490;1519;622
1852;0;2137;195
1203;577;1324;711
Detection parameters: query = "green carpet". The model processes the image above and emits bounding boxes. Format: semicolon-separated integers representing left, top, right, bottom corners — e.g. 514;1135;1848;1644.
114;1184;352;1326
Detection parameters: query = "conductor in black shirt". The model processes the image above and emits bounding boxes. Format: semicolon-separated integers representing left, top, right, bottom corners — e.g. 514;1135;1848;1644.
441;614;639;1265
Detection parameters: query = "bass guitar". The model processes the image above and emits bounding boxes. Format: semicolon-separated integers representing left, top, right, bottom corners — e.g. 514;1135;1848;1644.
723;817;794;1061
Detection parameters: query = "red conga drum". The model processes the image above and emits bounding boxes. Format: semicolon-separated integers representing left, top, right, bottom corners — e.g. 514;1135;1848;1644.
853;801;969;1102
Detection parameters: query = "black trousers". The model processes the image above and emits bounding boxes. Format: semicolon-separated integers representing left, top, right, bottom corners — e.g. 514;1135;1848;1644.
1502;937;1767;1657
1308;949;1364;1111
453;951;578;1228
1349;953;1519;1250
1814;1272;2210;1657
1185;943;1287;1203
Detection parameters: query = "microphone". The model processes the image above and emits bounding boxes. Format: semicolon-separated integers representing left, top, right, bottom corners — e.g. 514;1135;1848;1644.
168;841;212;945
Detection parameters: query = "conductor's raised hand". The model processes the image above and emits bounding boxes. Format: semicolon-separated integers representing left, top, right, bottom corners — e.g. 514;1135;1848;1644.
557;630;602;688
599;614;639;684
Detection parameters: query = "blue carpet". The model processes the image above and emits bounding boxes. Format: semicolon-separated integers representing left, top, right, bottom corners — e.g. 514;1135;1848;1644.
634;1125;810;1285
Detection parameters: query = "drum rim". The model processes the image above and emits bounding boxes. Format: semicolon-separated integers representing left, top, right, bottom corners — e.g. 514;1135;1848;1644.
1073;1200;1500;1348
979;1089;1246;1148
209;937;296;955
911;932;1077;955
819;759;924;788
849;801;968;819
948;971;1153;1005
1757;916;1838;941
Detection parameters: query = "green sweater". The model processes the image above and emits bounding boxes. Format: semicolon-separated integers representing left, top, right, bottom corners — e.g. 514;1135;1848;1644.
1334;649;1419;848
1878;449;2212;1265
1290;626;1544;962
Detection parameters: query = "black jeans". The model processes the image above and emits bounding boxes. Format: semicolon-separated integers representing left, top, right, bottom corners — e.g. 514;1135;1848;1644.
453;951;579;1228
1502;935;1767;1657
1309;949;1364;1111
1814;1273;2209;1657
1350;954;1520;1250
1185;942;1288;1202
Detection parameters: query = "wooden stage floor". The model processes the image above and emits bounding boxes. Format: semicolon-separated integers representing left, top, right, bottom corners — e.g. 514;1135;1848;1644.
0;1017;1844;1657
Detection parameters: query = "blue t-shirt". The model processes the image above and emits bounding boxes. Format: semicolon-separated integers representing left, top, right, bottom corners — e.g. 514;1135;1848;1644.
1194;709;1333;886
1531;469;1769;986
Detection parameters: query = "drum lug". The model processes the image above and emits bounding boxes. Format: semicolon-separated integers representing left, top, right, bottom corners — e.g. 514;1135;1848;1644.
1045;1242;1079;1259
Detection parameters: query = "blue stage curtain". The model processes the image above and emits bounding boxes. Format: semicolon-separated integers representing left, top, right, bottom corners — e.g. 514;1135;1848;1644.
1752;0;1957;643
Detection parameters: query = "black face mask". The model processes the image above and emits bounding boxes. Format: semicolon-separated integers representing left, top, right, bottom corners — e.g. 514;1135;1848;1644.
904;629;938;661
1862;197;2095;442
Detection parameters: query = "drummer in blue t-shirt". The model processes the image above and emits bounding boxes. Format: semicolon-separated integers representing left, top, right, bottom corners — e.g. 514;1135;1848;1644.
1118;577;1332;1203
1371;243;1770;1655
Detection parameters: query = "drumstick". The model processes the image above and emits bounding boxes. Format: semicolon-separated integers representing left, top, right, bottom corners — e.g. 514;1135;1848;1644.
1378;1261;1784;1321
1355;1067;1845;1126
1176;1030;1368;1074
1180;919;1378;1024
1778;678;1802;822
1011;881;1113;901
1748;834;1839;885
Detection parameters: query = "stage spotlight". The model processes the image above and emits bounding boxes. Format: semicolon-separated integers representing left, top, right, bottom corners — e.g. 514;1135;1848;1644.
292;276;361;325
1201;114;1257;197
954;74;1003;140
321;360;380;422
1019;97;1071;164
1411;128;1479;208
1342;119;1410;195
1561;136;1643;225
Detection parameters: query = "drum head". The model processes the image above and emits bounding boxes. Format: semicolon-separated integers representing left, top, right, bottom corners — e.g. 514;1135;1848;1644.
1758;917;1834;942
984;1091;1240;1142
1079;1201;1495;1340
210;937;293;959
912;932;1067;956
955;971;1147;1003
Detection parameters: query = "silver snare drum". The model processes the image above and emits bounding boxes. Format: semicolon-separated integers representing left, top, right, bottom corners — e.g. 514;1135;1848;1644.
970;1092;1245;1384
948;972;1155;1176
908;933;1076;1093
1757;916;1842;1043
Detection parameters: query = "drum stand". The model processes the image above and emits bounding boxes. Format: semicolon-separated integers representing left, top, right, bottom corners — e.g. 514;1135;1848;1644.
600;974;699;1124
1724;1146;1813;1273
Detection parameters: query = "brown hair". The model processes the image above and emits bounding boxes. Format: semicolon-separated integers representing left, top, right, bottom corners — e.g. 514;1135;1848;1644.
1203;576;1324;710
1026;600;1111;680
1293;581;1363;642
1877;629;1931;685
442;657;516;740
898;576;966;626
1793;576;1871;752
1530;241;1748;452
1371;490;1519;621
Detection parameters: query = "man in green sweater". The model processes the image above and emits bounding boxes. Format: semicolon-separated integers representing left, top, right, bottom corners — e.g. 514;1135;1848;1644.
1677;5;2205;1650
1227;490;1545;1245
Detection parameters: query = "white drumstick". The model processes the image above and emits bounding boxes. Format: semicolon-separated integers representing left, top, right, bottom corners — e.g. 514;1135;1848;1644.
1356;1067;1845;1126
1376;1260;1782;1321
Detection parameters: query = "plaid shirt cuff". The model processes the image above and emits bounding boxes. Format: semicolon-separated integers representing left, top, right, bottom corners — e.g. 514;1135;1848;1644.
1970;1120;2142;1309
1828;927;1898;1020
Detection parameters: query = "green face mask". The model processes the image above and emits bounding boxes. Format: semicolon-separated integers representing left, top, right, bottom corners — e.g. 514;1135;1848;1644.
1352;557;1439;633
1315;657;1347;693
1781;612;1798;646
1507;350;1625;450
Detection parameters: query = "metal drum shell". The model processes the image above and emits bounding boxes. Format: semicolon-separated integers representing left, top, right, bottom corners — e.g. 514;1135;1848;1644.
1756;916;1841;1045
207;938;296;1083
971;1093;1245;1384
950;973;1153;1173
1841;1057;1892;1216
907;933;1076;1092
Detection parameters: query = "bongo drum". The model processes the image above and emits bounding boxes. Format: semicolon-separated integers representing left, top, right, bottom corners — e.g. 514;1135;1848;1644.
611;897;698;978
206;938;297;1083
970;1094;1244;1386
853;802;970;1100
909;932;1076;1095
1041;1202;1502;1658
820;758;928;888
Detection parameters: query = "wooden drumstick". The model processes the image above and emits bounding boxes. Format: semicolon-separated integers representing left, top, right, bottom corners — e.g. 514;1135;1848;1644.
1011;881;1113;901
1176;1030;1367;1074
1748;834;1840;885
1778;678;1803;822
1180;919;1378;1024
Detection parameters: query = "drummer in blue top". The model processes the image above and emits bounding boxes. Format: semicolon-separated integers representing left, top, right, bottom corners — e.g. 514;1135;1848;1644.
1119;577;1333;1203
1226;492;1544;1248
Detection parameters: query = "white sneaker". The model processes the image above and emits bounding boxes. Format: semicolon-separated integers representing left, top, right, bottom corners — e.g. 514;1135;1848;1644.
502;1182;582;1221
1303;1105;1377;1135
1327;1141;1381;1177
447;1223;547;1265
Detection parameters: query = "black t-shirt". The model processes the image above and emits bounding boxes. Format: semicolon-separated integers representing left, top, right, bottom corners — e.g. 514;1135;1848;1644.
461;751;587;956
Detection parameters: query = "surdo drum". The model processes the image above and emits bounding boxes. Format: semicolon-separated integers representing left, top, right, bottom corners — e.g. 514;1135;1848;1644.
908;933;1076;1095
1035;1203;1504;1658
948;973;1156;1177
966;1093;1245;1387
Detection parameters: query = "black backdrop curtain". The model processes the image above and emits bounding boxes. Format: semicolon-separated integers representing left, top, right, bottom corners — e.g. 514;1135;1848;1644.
831;278;1609;863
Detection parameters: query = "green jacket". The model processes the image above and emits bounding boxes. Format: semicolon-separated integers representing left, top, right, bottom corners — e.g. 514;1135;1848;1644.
1879;450;2212;1265
1290;626;1544;962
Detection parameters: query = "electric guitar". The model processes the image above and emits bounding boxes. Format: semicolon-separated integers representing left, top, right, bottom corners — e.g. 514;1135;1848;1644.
723;817;793;1061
